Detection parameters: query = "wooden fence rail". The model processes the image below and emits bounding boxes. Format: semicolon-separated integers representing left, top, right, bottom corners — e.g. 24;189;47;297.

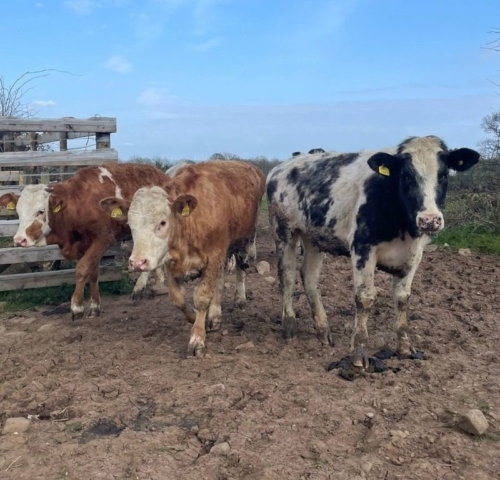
0;115;124;293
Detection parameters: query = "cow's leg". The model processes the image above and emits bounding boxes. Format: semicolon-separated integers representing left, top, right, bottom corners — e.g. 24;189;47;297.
391;251;424;359
131;271;153;300
71;240;110;320
277;232;300;341
299;237;332;345
166;270;195;324
234;248;250;309
207;266;225;331
248;233;257;261
188;261;222;357
87;263;101;318
349;254;378;370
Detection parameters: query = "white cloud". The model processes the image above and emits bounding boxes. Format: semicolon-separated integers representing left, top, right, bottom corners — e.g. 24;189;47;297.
104;54;132;74
187;37;221;52
63;0;98;14
35;2;43;7
132;89;494;160
31;100;56;107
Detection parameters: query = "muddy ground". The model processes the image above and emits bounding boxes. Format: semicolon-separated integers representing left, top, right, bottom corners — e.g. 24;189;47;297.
1;213;500;480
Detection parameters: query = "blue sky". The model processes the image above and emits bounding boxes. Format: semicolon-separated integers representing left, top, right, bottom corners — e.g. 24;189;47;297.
2;0;499;160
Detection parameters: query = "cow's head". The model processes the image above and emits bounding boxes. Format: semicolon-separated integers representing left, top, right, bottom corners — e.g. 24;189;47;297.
0;185;52;247
367;136;479;235
100;185;198;271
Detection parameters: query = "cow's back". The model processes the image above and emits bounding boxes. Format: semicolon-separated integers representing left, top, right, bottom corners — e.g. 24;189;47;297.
171;161;265;250
49;163;167;255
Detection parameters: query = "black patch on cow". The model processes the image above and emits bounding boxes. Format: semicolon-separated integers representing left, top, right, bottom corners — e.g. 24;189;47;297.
288;153;358;228
307;227;350;257
266;179;277;201
376;264;408;278
279;191;288;202
353;172;414;270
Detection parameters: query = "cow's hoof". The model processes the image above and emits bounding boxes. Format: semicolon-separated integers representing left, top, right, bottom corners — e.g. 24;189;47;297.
234;297;246;310
131;287;154;302
87;307;101;318
328;354;386;381
316;327;334;346
206;317;221;332
283;317;298;341
71;310;85;321
187;333;206;357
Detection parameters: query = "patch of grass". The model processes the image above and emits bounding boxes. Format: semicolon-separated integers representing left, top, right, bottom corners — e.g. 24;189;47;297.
0;276;134;312
477;400;490;415
433;226;500;255
260;195;269;213
58;466;69;478
472;432;500;443
0;236;13;248
66;422;83;433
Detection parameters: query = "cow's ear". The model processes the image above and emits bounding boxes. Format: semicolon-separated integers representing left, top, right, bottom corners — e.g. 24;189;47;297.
172;194;198;217
367;152;400;177
447;148;480;172
48;194;67;214
100;197;130;223
0;193;20;211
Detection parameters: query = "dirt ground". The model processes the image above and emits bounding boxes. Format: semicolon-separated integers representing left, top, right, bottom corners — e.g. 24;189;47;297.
1;213;500;480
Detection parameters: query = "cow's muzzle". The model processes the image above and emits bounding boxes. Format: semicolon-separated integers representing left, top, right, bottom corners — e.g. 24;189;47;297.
417;214;443;233
129;258;151;272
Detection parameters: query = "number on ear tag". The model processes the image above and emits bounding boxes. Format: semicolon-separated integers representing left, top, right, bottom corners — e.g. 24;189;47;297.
181;204;190;217
378;165;390;176
52;203;62;213
111;207;122;218
6;201;16;210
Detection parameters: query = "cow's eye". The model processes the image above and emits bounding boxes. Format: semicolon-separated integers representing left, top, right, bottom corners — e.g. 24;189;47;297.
37;210;44;216
159;220;167;227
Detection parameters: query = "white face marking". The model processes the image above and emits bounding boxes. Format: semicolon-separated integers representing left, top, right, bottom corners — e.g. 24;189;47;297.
98;167;123;199
127;186;173;271
14;184;51;246
400;136;444;226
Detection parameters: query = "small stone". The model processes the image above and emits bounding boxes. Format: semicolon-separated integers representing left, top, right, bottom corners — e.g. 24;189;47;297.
224;282;232;289
38;323;55;332
263;276;276;284
197;428;216;443
256;261;271;275
221;329;229;336
210;442;230;456
365;412;374;419
235;341;255;351
2;417;30;434
190;425;199;434
458;248;471;256
458;409;489;436
360;462;373;474
443;243;450;247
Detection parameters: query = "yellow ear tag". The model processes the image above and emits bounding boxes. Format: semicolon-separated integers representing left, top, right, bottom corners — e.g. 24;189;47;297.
378;165;390;176
111;207;122;218
181;204;190;217
52;203;61;213
458;160;464;166
6;201;16;211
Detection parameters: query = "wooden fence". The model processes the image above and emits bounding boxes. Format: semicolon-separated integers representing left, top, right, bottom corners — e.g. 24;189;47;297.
0;116;123;292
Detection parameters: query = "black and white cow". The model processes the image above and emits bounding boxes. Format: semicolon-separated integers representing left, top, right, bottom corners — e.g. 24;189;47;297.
267;136;480;378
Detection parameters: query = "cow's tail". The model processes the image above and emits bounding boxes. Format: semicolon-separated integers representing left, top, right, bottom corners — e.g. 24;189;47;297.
235;253;249;271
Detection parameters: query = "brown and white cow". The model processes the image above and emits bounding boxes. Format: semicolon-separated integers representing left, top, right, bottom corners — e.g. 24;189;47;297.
100;160;266;356
0;164;169;319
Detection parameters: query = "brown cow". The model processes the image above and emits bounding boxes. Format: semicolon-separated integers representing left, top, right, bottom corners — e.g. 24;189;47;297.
0;164;168;319
100;160;266;356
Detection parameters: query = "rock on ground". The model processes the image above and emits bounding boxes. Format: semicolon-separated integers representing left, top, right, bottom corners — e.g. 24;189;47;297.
458;409;489;436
